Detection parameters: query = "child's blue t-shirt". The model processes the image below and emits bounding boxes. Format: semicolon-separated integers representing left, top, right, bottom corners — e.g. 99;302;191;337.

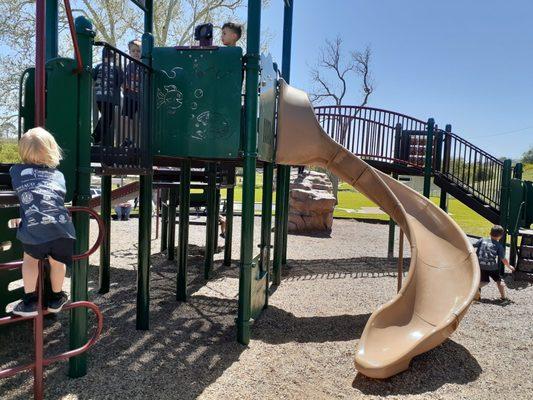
9;164;76;245
473;238;505;271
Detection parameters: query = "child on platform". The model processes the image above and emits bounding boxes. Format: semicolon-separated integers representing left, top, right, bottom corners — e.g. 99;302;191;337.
221;22;242;47
10;128;76;316
474;225;515;301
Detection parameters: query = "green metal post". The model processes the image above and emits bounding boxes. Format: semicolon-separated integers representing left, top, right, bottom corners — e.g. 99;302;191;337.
387;174;397;259
499;159;513;275
510;163;523;266
215;189;221;250
69;16;94;378
280;0;294;267
423;118;435;198
439;124;452;212
160;188;169;252
223;173;235;266
177;160;191;301
273;170;286;285
98;175;111;293
136;31;154;331
45;0;58;60
237;0;261;345
273;0;294;280
260;163;274;306
204;163;217;279
167;187;177;261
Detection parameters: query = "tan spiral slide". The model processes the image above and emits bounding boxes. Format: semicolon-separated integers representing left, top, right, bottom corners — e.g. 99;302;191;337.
275;80;480;379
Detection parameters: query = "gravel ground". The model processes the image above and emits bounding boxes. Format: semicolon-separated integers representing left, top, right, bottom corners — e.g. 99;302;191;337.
1;217;532;399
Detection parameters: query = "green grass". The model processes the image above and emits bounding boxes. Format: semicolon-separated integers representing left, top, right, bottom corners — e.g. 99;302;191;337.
223;179;492;237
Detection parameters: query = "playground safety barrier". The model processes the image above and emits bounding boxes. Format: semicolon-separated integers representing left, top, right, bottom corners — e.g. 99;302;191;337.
0;206;105;400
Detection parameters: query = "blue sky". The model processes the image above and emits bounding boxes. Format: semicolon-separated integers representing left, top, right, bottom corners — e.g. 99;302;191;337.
255;0;533;159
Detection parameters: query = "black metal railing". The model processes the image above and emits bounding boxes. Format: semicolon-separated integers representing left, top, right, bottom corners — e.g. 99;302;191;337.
439;130;504;210
92;42;152;173
314;106;427;166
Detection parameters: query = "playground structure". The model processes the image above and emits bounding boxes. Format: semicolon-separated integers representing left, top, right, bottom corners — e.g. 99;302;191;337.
1;0;533;396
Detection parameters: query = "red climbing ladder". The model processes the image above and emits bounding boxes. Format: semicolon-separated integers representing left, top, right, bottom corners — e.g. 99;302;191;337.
0;207;105;400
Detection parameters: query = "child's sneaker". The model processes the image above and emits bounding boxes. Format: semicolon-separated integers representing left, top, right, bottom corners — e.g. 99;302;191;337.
47;291;68;313
13;293;38;317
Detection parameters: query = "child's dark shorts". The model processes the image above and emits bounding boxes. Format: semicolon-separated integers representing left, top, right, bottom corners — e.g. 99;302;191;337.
480;269;501;283
23;238;75;265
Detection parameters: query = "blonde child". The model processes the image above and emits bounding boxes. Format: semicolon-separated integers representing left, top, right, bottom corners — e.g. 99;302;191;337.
10;128;76;316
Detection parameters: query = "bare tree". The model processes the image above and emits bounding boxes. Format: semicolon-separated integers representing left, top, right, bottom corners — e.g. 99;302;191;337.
308;36;374;199
310;36;373;107
0;0;271;135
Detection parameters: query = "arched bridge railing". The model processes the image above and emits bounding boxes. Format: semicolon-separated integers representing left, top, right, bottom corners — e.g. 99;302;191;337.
314;105;504;214
314;105;428;168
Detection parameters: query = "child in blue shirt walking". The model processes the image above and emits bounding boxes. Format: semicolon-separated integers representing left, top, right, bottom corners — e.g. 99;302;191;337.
10;128;76;317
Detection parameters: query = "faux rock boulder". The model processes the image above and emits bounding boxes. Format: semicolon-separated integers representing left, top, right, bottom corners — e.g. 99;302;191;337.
288;170;336;234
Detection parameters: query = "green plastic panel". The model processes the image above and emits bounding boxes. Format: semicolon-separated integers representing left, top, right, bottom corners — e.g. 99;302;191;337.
257;54;277;163
152;47;243;159
526;181;533;228
250;253;267;320
0;206;23;317
45;58;79;203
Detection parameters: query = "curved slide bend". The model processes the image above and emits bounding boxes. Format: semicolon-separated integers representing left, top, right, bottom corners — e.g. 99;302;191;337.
275;80;480;379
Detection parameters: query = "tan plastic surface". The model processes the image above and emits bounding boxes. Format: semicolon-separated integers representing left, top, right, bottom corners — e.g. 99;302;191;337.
275;80;480;379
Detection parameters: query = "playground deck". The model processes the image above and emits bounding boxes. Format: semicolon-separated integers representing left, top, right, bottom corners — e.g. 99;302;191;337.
1;218;532;399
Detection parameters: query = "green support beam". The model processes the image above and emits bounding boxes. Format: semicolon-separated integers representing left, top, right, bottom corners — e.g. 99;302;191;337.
260;163;274;306
423;118;435;198
167;187;177;261
204;163;217;280
177;160;191;301
98;175;111;293
224;176;235;266
439;124;452;212
499;159;513;275
160;188;169;252
45;0;58;60
69;16;94;378
237;0;261;345
136;30;154;331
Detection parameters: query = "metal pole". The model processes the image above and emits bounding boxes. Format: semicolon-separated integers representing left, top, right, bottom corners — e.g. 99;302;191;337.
237;0;261;345
99;175;111;293
136;31;154;331
260;163;274;306
35;0;46;127
45;0;58;60
387;173;398;259
34;263;44;399
215;189;221;251
69;16;94;378
223;169;235;266
160;188;169;252
155;188;160;240
280;0;294;267
167;187;177;261
204;163;217;279
177;160;191;301
423;118;435;198
499;159;513;275
273;0;294;280
439;124;452;212
397;230;404;293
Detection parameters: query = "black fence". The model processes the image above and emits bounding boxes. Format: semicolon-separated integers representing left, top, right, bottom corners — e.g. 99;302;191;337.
91;42;152;174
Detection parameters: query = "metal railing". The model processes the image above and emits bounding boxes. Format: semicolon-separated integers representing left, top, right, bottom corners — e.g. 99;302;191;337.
439;130;504;210
92;42;152;173
314;105;428;167
0;207;105;400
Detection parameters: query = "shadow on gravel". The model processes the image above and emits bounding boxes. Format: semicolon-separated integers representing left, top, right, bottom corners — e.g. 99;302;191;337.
351;339;482;396
280;257;411;281
0;251;411;399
